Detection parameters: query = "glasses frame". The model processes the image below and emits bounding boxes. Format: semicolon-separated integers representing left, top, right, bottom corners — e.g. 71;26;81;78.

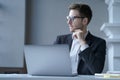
66;16;85;22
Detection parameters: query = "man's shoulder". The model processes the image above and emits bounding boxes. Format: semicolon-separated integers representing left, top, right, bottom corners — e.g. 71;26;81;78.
86;32;105;44
57;34;72;39
91;34;106;43
55;34;72;44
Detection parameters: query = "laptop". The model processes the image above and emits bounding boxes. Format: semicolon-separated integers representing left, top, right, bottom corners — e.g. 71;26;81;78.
24;44;76;76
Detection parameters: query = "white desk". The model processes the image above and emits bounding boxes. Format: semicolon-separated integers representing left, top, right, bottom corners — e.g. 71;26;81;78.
0;74;119;80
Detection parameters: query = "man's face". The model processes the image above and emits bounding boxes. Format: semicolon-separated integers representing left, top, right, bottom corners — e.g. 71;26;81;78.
67;9;84;32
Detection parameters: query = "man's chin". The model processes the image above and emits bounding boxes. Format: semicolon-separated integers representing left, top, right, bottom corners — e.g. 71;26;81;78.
69;29;74;33
69;28;76;32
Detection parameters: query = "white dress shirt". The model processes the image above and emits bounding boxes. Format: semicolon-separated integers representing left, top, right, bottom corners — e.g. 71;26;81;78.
70;31;89;74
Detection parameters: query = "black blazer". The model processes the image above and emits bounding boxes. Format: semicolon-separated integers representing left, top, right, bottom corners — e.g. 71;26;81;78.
54;32;106;75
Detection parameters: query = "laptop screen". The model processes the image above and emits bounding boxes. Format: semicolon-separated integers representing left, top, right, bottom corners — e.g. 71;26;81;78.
24;44;74;76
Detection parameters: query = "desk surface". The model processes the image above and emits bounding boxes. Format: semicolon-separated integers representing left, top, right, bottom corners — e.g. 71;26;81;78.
0;74;119;80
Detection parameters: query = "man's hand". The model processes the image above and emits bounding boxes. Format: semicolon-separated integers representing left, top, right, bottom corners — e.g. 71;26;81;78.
73;29;86;45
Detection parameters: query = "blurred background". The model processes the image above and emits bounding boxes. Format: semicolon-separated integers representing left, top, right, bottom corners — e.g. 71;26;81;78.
0;0;108;73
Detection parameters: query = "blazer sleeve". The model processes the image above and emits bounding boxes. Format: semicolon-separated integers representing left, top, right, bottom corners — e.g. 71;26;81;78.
54;35;65;44
78;39;106;75
54;34;71;44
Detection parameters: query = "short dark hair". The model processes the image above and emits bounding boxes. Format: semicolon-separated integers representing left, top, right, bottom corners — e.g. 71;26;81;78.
69;3;92;24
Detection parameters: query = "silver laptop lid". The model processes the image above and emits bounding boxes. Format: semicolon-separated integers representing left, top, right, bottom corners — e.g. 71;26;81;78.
24;44;73;76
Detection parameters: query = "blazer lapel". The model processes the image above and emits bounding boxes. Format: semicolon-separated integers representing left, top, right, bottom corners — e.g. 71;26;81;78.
85;31;93;46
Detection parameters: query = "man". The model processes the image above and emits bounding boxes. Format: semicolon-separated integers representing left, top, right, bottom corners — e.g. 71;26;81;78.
54;3;106;75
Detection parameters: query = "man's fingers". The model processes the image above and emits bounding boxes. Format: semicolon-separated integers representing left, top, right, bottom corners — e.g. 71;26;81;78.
74;29;82;32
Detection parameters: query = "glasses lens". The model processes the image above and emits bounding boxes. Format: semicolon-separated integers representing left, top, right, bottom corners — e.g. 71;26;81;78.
66;16;74;21
66;16;84;22
66;16;69;20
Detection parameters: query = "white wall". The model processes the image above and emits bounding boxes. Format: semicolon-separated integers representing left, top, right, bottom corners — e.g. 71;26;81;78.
0;0;25;67
26;0;108;45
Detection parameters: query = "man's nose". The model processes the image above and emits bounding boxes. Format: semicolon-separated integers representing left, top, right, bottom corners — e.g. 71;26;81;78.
67;19;72;24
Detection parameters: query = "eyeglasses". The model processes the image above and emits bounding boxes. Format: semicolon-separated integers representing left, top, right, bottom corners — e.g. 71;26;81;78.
66;16;85;22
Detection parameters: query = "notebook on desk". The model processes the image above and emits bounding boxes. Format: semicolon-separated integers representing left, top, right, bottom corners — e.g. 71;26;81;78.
24;44;76;76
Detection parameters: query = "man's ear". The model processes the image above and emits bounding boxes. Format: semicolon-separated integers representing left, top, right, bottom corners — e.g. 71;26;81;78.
82;18;88;25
